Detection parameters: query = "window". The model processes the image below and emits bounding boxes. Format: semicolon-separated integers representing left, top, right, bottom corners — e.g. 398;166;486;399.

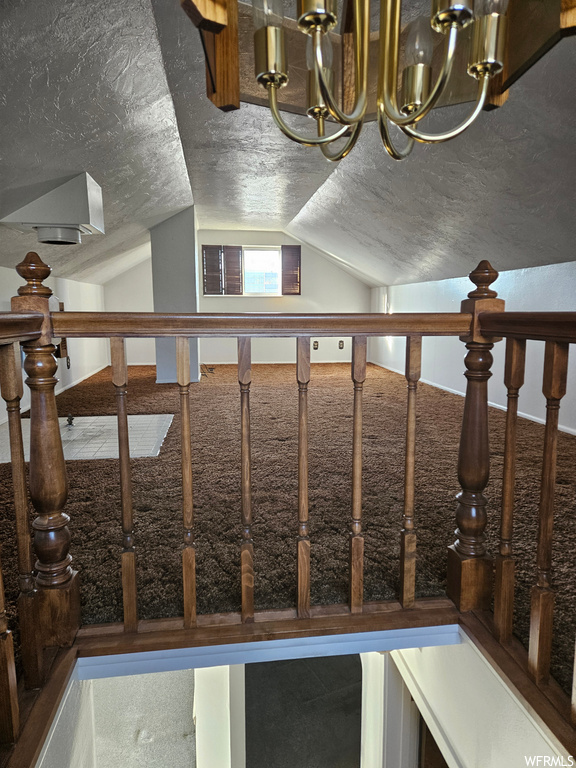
202;244;301;296
243;248;281;295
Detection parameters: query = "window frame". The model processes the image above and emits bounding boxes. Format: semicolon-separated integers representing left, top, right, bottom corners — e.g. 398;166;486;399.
241;245;282;297
201;244;301;297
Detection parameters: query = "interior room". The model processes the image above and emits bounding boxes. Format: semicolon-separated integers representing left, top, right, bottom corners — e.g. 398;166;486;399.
0;0;576;765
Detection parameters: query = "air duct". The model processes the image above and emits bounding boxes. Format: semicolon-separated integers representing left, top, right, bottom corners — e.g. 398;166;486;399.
0;173;104;245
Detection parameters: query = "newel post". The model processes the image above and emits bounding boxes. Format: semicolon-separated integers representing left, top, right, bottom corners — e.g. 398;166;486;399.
11;253;81;648
447;261;504;612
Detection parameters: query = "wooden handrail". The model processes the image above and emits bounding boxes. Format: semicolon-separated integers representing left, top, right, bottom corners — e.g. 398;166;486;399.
5;254;576;758
0;312;43;345
480;312;576;343
51;311;472;338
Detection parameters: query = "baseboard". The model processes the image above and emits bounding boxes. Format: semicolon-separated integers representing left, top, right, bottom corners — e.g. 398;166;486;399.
368;361;576;436
55;364;109;399
199;359;355;366
0;364;109;424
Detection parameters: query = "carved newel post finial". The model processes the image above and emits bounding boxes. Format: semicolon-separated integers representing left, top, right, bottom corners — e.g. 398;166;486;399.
467;260;499;299
447;260;504;612
11;252;80;651
16;252;53;297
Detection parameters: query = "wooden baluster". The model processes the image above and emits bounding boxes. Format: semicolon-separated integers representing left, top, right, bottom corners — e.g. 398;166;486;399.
350;336;366;614
528;341;569;684
447;261;504;612
0;344;34;595
110;338;138;632
0;343;43;688
494;338;526;643
0;448;20;744
12;253;80;649
0;529;19;743
177;337;196;629
296;337;311;619
238;338;254;623
400;336;421;608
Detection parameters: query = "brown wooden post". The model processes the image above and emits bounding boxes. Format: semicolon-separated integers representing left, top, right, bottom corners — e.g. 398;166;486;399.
238;337;254;623
11;253;80;648
494;337;526;642
110;338;138;632
400;335;422;608
296;337;311;619
176;337;197;629
350;336;366;614
0;488;19;742
528;341;569;684
447;261;504;612
0;342;43;688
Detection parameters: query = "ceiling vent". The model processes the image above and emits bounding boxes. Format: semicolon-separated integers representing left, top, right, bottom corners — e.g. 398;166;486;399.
0;173;104;245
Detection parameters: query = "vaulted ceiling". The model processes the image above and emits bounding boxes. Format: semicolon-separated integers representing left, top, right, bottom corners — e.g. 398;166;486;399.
0;0;574;286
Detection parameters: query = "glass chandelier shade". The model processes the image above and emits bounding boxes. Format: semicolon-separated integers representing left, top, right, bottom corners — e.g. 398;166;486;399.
404;17;434;66
252;0;509;161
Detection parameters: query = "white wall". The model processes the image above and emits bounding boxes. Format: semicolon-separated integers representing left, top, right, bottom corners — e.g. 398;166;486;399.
100;230;371;369
0;263;108;423
35;677;96;768
198;230;372;364
103;258;156;365
151;207;200;383
360;652;420;768
392;634;571;767
194;665;246;768
369;261;576;433
51;275;109;393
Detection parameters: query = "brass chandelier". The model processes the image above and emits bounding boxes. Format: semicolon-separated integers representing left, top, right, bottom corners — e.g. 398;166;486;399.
251;0;508;161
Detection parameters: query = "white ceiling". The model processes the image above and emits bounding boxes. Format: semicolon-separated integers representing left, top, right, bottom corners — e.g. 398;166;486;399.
0;0;574;287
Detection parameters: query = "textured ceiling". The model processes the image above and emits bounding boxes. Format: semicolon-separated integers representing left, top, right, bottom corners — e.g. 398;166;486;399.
163;3;576;286
0;0;574;287
287;37;576;285
0;0;193;281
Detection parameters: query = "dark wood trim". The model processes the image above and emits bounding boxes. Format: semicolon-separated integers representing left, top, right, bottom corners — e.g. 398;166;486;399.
75;598;459;657
51;312;472;338
181;0;227;33
5;648;77;768
296;337;311;619
400;335;422;608
501;0;564;93
562;0;576;31
0;313;43;346
479;312;576;343
205;0;240;111
461;612;576;756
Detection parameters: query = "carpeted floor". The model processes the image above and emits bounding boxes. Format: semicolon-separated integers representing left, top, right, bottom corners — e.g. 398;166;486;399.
1;363;575;695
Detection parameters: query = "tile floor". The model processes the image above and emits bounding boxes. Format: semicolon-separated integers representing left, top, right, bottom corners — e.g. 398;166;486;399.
0;414;173;463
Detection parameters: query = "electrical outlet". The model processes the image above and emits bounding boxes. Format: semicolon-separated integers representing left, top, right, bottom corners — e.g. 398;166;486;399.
338;340;344;349
313;340;319;350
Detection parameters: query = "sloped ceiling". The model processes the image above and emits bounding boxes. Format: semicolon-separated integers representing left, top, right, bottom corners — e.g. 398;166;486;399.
0;0;574;287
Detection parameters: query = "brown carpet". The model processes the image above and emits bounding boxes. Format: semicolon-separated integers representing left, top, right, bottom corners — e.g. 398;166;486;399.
1;363;575;695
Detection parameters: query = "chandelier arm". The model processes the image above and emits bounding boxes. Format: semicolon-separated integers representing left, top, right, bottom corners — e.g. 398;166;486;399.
400;74;490;144
377;109;415;160
314;0;369;126
268;85;350;146
378;5;459;128
319;121;363;162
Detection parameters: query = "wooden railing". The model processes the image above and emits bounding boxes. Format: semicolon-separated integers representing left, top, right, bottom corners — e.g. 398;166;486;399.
478;310;576;730
1;253;576;758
